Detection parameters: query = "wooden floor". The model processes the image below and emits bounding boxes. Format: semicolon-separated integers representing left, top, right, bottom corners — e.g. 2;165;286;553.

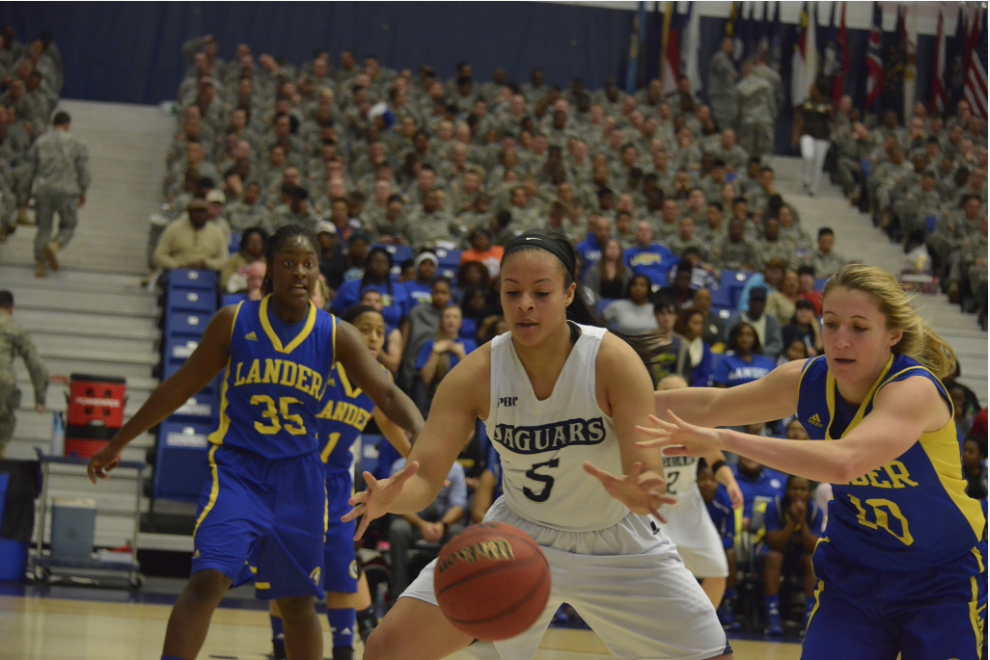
1;595;802;660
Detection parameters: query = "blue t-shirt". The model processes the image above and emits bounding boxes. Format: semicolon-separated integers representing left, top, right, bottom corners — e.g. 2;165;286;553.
764;496;825;548
712;352;776;387
459;316;478;342
624;243;678;286
403;280;433;307
576;236;606;277
416;338;478;372
705;485;736;550
732;464;787;519
331;279;412;327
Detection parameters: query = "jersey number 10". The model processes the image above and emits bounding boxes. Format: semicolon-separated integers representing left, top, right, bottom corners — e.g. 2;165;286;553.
848;494;914;546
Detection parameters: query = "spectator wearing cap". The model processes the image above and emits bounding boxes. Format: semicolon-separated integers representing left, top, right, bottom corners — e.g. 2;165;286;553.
726;286;783;360
315;221;348;291
404;251;439;305
460;228;503;278
153;199;228;272
738;256;787;313
205;188;232;245
221;226;267;293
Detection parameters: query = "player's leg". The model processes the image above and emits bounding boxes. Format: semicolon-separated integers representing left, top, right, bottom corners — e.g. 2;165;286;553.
325;592;358;660
275;595;322;660
269;600;287;660
700;577;726;609
32;194;54;275
322;474;360;660
718;546;739;630
761;547;784;635
354;570;379;642
801;580;898;660
161;568;233;659
799;553;817;631
363;597;474;660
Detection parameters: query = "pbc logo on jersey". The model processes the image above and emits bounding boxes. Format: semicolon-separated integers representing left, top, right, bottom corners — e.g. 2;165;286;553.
498;396;518;408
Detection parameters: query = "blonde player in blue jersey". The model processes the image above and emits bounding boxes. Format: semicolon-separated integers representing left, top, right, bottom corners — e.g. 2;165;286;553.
86;226;424;660
641;264;987;659
268;304;412;660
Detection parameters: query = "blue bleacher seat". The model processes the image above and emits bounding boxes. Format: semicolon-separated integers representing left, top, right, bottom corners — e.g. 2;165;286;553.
435;248;462;268
815;277;829;292
376;243;413;264
229;232;242;255
165;310;212;338
925;214;938;234
167;286;217;314
720;270;752;308
153;420;215;502
167;268;217;291
710;286;731;308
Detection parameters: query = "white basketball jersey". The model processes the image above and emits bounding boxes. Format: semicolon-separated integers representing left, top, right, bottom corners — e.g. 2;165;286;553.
660;455;710;542
485;323;627;532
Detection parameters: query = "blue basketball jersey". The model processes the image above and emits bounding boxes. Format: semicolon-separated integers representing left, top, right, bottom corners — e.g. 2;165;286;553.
317;363;379;476
797;354;986;571
208;296;337;459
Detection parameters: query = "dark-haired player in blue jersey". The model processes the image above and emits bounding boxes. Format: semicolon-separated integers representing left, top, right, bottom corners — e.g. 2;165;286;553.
87;225;424;660
645;264;987;659
268;304;412;660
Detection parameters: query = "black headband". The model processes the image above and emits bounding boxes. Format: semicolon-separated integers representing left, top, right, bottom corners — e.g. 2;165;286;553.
502;233;576;276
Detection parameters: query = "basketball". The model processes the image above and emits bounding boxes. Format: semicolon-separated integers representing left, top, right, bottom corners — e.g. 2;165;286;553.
433;522;551;641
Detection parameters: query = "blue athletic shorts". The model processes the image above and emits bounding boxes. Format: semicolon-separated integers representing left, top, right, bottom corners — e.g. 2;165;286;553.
323;471;358;594
801;538;986;660
191;444;327;600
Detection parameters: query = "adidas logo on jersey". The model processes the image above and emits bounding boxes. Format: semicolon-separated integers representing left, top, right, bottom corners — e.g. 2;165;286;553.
808;413;823;428
245;331;258;341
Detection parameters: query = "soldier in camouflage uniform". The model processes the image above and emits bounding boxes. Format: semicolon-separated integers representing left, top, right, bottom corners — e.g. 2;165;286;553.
735;63;775;159
19;111;90;277
835;122;873;200
712;218;758;271
756;218;798;269
707;38;738;132
899;171;942;249
666;216;709;260
0;291;48;458
806;228;848;278
961;215;988;305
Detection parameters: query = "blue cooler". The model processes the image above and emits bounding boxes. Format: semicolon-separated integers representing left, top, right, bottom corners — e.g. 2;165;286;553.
0;473;28;581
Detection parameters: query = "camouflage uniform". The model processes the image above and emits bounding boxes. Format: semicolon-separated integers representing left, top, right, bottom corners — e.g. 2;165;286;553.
806;248;848;278
0;310;48;456
756;237;798;270
21;129;91;264
707;50;738;132
712;236;758;271
753;64;784;119
735;75;775;158
962;230;988;293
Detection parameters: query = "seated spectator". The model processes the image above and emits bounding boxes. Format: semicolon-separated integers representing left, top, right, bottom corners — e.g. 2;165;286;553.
221;226;267;292
624;221;678;286
961;437;987;500
153;199;228;272
807;227;847;277
455;261;491;297
583;238;630;300
796;264;823;315
649;296;689;385
738;257;787;313
714;321;776;388
388;456;466;595
338;233;370;284
732;455;786;530
949;383;977;441
459;228;503;278
677;247;719;291
726;287;783;360
698;460;738;631
244;261;265;301
398;277;453;394
331;247;411;327
689;288;725;348
785;418;810;440
417;304;478;411
758;475;823;636
316;221;348;291
674;308;713;387
970;408;988;453
765;269;801;327
458;287;488;342
404;251;439;306
359;288;404;374
576;213;611;277
658;261;695;306
712;218;758;272
603;274;658;336
781;299;823;357
779;338;811;366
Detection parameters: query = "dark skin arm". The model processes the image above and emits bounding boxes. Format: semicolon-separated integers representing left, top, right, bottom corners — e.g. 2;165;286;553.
87;305;237;483
336;319;424;439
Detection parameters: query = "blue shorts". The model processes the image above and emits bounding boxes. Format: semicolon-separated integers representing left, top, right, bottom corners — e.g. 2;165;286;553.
802;538;986;660
191;444;327;600
323;471;358;594
755;542;810;574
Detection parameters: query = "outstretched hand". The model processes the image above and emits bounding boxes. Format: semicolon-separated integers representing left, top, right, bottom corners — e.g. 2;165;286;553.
636;413;723;456
87;445;121;484
583;461;676;524
342;461;420;540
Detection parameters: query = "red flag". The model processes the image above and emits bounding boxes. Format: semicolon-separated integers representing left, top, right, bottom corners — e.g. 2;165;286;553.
931;5;947;113
865;2;883;111
832;1;848;105
963;9;988;120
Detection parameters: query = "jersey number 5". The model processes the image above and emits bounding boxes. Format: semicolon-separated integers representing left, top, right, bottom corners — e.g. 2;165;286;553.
523;458;559;503
251;395;306;435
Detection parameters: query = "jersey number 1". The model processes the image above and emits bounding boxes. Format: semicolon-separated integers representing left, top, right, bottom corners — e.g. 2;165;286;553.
523;458;559;503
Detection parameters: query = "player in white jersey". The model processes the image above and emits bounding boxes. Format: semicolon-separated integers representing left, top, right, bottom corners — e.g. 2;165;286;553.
344;233;732;660
655;375;743;608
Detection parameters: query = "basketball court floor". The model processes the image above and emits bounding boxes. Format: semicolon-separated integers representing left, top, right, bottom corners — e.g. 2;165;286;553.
2;587;802;660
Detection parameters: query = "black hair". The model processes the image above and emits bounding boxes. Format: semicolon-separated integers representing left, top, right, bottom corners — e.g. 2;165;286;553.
675;260;694;274
340;304;384;325
0;290;12;309
625;273;654;300
239;226;269;252
501;232;670;371
262;225;317;295
653;295;679;315
361;246;394;295
708;201;724;212
53;111;71;126
797;264;816;277
818;227;834;239
726;321;763;355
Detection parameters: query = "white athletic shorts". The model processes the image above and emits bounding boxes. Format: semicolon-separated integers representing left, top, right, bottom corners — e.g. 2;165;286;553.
661;494;729;579
400;496;729;660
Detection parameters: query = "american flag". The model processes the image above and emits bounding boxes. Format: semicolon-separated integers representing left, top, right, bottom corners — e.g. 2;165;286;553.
963;9;988;121
865;2;884;111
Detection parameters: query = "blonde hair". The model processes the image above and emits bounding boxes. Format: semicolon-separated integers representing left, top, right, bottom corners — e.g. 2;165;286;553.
822;264;956;379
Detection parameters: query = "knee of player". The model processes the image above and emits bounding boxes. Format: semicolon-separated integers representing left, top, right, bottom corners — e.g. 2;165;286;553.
185;568;233;601
362;626;394;660
275;594;317;621
764;549;783;566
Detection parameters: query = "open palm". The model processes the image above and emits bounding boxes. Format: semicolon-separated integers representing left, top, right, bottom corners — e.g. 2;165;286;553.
636;413;723;456
583;461;676;523
343;461;420;540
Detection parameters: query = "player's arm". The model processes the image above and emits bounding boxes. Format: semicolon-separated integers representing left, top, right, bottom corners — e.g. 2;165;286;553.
336;319;424;439
707;449;743;509
378;328;403;373
471;469;497;524
643;377;944;484
372;405;412;458
654;358;804;428
763;514;796;551
87;305;236;483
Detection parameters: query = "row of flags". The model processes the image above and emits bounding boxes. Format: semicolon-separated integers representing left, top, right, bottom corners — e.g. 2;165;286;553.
631;1;987;121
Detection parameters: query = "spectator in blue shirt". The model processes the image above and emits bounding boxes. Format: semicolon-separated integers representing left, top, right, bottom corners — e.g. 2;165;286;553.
625;221;678;286
758;475;824;636
403;251;438;306
416;305;478;413
737;257;787;312
713;321;776;388
698;461;739;630
576;214;611;277
674;308;713;387
388;457;467;594
332;246;411;326
732;455;786;526
726;287;784;360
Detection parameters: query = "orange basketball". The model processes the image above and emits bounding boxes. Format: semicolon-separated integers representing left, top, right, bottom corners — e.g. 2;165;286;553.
434;522;551;641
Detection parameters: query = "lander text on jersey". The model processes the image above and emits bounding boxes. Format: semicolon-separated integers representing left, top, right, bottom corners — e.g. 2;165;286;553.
491;417;607;454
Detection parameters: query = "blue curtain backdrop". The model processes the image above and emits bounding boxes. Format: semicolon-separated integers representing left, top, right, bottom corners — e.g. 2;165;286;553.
0;2;949;154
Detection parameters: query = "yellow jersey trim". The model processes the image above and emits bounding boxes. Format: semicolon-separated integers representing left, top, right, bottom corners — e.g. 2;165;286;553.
825;354;894;440
208;302;243;447
259;294;317;354
255;581;271;590
193;445;221;537
797;355;824;393
970;576;986;655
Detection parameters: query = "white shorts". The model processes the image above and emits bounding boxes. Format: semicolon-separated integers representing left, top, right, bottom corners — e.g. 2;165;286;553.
400;497;729;660
661;494;729;579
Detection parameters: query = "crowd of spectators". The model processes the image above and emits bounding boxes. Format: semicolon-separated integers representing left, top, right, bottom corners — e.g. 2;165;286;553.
151;34;987;634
